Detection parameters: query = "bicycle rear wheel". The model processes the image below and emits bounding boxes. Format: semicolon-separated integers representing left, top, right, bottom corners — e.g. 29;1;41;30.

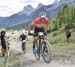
41;40;52;63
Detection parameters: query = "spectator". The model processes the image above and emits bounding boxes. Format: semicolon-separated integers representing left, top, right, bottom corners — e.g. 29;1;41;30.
66;29;71;45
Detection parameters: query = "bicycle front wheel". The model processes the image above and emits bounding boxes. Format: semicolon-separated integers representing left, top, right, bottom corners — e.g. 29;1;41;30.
41;40;52;63
34;41;40;61
22;42;26;54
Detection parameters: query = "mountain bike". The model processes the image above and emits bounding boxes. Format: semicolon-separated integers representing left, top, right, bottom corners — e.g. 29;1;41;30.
34;32;52;63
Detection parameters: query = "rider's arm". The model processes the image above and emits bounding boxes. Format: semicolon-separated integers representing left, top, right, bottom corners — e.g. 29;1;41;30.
44;18;49;32
43;24;48;33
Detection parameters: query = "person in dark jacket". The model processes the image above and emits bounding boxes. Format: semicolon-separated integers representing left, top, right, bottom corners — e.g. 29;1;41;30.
66;29;71;45
0;30;9;57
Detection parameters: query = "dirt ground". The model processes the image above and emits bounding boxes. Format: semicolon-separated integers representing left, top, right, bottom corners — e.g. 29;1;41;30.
7;40;75;67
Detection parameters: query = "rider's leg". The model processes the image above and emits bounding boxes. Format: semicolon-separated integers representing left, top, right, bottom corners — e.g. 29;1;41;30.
33;36;38;48
33;27;39;49
2;47;7;57
33;36;38;54
1;43;7;57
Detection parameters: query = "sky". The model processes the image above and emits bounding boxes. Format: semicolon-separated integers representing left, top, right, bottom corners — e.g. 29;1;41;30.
0;0;60;17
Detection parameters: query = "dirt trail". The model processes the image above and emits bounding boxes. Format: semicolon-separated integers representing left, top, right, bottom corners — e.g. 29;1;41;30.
9;40;75;67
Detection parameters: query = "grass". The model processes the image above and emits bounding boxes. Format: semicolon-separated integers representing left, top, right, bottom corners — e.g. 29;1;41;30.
26;30;75;50
47;31;75;50
0;51;20;67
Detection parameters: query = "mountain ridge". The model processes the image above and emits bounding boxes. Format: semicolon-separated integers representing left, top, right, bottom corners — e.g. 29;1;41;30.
0;0;75;28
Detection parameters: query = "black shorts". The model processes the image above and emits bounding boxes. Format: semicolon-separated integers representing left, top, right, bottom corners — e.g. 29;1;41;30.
33;27;46;37
1;41;7;49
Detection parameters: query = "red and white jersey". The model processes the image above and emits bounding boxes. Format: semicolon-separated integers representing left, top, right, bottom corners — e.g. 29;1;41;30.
32;17;48;29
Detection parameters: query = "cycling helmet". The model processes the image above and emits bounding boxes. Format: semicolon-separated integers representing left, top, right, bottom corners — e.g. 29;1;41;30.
39;12;46;19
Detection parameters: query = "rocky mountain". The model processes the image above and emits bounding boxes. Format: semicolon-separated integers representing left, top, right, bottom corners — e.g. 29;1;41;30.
18;5;34;15
0;0;75;28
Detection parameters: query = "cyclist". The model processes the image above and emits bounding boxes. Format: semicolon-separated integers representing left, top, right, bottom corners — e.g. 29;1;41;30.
0;30;9;57
28;12;49;54
19;30;28;54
